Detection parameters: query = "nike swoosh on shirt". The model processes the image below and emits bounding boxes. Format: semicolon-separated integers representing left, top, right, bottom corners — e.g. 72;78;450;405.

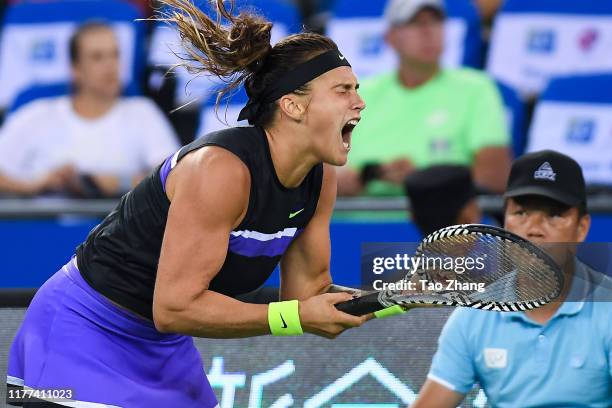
289;208;305;219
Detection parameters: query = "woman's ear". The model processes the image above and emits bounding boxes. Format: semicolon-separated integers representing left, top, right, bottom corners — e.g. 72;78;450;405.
278;94;306;122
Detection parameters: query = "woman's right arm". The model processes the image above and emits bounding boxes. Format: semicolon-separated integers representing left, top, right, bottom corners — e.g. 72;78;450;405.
153;146;364;338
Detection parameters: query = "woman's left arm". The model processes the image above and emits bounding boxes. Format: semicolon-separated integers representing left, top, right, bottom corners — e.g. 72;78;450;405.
280;164;361;300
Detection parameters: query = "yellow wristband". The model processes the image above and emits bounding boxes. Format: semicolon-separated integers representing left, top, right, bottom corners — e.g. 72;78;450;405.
268;300;303;336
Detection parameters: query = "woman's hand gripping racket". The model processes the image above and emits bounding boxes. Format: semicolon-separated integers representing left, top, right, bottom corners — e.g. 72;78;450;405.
335;224;564;316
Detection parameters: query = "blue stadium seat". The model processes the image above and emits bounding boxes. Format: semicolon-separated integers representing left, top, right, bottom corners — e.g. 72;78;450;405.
0;0;144;110
486;0;612;98
197;86;250;138
149;0;301;108
526;73;612;186
325;0;482;80
7;82;141;116
496;81;527;158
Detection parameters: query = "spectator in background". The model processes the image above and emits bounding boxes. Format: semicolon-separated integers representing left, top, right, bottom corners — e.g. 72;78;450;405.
296;0;334;34
473;0;503;26
404;165;481;237
0;22;179;198
412;150;612;407
338;0;511;196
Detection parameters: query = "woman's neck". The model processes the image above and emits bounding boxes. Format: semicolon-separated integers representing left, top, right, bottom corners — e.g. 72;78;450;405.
264;126;318;189
72;92;117;120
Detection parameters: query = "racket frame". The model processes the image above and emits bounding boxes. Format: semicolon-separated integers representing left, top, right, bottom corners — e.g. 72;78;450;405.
335;224;565;316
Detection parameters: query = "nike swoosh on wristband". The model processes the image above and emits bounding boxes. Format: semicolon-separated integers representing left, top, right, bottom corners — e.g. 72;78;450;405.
280;313;288;328
289;208;304;218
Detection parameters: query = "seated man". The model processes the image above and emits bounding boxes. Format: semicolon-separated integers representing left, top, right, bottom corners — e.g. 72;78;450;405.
338;0;510;196
0;21;179;198
412;150;612;407
404;165;482;237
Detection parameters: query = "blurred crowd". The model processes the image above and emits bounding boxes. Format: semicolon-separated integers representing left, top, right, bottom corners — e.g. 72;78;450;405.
0;0;610;210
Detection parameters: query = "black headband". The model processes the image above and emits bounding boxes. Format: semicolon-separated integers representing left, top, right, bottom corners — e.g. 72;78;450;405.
238;49;352;124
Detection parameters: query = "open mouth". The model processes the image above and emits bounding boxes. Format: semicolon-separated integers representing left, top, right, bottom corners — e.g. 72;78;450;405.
341;119;359;151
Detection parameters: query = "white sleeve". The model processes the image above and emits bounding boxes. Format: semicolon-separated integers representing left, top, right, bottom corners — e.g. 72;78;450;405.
0;103;42;179
132;98;180;170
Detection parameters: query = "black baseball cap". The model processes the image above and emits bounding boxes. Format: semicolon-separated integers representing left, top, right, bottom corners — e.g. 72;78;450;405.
504;150;586;207
405;165;477;235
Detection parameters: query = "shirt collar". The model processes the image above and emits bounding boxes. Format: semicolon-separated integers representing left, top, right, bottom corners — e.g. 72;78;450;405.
502;258;589;324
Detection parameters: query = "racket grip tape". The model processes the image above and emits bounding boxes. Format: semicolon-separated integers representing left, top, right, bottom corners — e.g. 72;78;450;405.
335;292;385;316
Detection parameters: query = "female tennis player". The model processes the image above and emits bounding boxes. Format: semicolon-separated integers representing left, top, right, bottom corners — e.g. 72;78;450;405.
6;0;366;406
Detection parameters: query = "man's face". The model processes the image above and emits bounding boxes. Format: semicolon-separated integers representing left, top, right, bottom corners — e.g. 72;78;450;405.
385;8;444;66
504;196;591;292
504;196;591;269
504;197;590;244
72;27;121;100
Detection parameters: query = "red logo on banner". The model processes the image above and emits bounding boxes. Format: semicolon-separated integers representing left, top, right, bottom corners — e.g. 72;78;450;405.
578;28;599;51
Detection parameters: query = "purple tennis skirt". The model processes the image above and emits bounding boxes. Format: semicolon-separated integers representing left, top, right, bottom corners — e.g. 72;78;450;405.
6;258;219;408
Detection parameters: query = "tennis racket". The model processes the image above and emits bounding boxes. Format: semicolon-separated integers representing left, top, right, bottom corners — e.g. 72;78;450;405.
335;224;564;316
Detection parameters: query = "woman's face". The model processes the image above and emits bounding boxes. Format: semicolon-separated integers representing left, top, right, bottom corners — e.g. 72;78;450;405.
297;66;365;166
72;27;121;100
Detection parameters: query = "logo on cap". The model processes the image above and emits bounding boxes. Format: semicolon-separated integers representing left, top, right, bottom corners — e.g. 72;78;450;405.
534;162;556;181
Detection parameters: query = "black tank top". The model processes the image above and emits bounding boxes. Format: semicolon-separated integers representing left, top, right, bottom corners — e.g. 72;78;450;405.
76;126;324;320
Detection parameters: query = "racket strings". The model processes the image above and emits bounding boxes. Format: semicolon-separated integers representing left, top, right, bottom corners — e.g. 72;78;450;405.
414;233;562;304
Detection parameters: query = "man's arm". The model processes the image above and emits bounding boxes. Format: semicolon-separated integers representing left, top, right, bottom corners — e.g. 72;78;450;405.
138;99;181;170
411;309;477;406
410;379;464;408
79;173;147;197
0;166;74;196
473;146;511;193
0;172;46;196
0;102;73;196
336;166;364;197
466;75;511;193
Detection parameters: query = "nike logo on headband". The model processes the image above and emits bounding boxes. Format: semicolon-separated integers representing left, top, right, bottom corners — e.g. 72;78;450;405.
339;54;345;60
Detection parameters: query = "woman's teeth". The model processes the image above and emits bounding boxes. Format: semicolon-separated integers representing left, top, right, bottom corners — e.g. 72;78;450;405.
342;119;358;152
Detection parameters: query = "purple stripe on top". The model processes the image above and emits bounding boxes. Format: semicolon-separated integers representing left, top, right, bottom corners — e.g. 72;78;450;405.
159;152;176;192
229;229;303;257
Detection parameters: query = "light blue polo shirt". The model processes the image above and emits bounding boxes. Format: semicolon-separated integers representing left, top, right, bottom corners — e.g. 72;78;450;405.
428;261;612;407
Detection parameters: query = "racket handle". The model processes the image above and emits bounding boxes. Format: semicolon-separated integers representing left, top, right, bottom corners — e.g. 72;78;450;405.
335;292;384;316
